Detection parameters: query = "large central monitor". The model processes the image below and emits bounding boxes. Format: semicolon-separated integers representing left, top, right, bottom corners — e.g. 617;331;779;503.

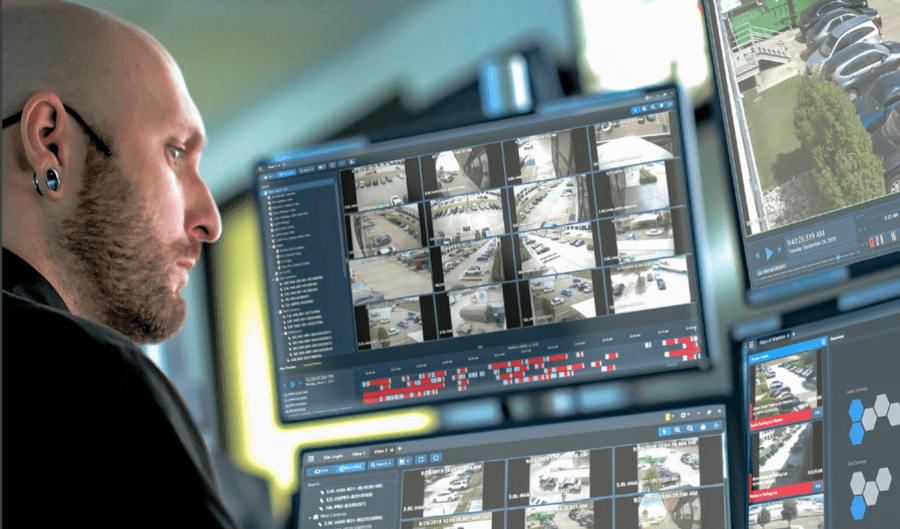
704;0;900;302
255;84;710;423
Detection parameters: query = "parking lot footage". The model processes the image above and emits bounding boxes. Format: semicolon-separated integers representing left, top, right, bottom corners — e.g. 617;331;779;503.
349;250;433;305
525;502;594;529
407;512;493;529
528;272;596;326
440;238;506;291
752;349;821;421
363;298;423;349
448;286;507;336
513;131;579;185
528;451;591;505
351;160;410;212
633;490;703;529
609;256;692;315
519;225;596;279
597;161;671;217
421;463;485;518
749;494;824;529
426;147;495;199
637;438;701;493
512;176;591;232
430;191;506;244
609;210;676;264
714;0;900;234
752;422;820;492
348;205;422;258
594;111;674;172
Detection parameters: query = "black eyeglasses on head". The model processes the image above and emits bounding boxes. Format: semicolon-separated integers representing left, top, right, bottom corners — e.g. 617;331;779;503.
2;104;111;158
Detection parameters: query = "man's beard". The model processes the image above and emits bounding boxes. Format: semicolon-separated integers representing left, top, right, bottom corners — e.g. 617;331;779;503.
55;146;187;344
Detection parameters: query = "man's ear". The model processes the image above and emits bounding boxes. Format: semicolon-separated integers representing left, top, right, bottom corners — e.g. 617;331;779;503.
20;91;76;200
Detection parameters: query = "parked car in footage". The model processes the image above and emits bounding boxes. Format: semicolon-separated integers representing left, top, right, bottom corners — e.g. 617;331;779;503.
806;7;882;50
823;41;900;100
800;0;871;34
806;15;883;76
855;71;900;131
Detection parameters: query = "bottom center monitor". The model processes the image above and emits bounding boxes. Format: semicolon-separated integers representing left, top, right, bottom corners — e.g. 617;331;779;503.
297;405;730;528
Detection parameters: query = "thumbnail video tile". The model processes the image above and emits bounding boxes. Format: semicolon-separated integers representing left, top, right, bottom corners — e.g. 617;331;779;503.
440;238;506;291
608;210;676;264
525;502;594;529
752;348;821;423
749;494;824;529
637;438;701;492
512;130;580;185
362;297;424;349
351;160;411;212
527;451;592;505
597;161;671;216
431;191;506;243
594;111;674;172
518;225;596;278
349;250;433;304
608;256;692;315
447;286;508;337
348;205;422;258
512;176;592;232
528;272;597;326
752;422;821;493
425;147;499;199
421;463;485;518
629;490;704;529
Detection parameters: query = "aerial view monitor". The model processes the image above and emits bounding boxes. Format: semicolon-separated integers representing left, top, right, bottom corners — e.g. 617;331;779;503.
705;0;900;301
740;297;900;528
255;84;709;423
296;405;729;529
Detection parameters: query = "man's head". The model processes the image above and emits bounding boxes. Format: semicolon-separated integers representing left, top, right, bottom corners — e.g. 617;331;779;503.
2;0;221;344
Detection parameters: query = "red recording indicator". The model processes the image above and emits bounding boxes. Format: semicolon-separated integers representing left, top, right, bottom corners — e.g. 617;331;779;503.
750;407;814;431
605;352;618;360
601;365;616;372
497;372;525;381
663;336;695;346
363;382;444;401
548;353;568;362
750;481;818;503
527;357;545;365
363;378;391;388
590;361;603;367
665;347;700;358
683;353;698;361
457;367;467;374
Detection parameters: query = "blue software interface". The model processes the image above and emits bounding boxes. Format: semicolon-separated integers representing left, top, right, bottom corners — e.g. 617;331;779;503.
743;299;900;527
297;405;728;529
256;85;709;422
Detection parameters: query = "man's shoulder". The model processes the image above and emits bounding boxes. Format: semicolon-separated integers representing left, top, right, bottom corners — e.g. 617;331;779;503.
3;289;159;379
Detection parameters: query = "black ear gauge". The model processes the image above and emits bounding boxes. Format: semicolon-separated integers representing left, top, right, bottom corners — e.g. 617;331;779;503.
32;172;44;196
45;168;61;192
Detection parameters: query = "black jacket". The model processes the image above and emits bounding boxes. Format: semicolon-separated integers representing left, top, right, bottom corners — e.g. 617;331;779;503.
2;248;237;527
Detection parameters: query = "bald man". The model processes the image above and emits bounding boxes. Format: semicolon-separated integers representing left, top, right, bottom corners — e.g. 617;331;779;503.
3;1;238;525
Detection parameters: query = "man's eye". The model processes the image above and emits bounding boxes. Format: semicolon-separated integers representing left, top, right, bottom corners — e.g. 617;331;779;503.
167;145;185;160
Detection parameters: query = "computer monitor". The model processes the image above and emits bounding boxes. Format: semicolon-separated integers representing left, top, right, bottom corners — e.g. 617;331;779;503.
296;404;730;528
704;0;900;303
255;84;711;423
739;297;900;527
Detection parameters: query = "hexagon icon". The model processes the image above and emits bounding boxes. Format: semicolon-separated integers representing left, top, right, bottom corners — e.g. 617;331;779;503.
851;495;867;520
862;408;878;431
851;471;867;495
874;394;890;417
850;422;865;445
876;468;892;492
864;481;880;506
850;399;865;422
889;402;900;427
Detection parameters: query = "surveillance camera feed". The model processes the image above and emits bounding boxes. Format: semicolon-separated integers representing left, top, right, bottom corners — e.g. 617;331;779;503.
707;0;900;295
743;297;900;528
297;406;728;529
256;85;707;422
